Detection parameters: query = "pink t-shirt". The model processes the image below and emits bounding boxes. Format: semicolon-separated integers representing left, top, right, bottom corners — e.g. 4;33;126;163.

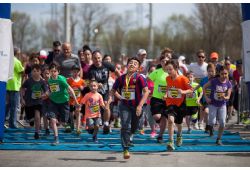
147;79;154;105
81;92;104;119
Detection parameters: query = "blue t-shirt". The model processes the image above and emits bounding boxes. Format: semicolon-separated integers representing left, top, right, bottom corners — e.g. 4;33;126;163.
210;78;232;107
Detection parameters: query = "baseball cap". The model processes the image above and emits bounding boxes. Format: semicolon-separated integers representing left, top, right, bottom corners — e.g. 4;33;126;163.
137;49;147;56
210;52;219;59
39;50;47;59
71;64;81;70
178;55;186;62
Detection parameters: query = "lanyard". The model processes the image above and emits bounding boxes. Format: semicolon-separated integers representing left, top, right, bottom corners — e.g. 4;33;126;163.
125;73;134;92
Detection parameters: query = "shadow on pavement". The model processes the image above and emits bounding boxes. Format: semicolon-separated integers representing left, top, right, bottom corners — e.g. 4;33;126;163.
58;156;127;163
207;153;250;157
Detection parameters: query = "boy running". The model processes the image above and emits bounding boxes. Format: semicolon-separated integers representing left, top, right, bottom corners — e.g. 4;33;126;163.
185;71;203;134
21;64;49;139
47;62;79;145
67;65;85;134
163;60;193;151
109;57;149;159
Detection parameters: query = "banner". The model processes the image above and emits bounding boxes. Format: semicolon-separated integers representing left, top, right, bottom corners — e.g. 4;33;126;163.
242;20;250;82
0;18;13;82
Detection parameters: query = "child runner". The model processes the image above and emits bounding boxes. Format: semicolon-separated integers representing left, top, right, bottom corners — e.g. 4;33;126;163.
148;54;170;143
67;65;85;134
185;71;203;134
203;66;232;145
109;57;149;159
163;60;192;151
47;62;79;145
42;66;51;136
80;80;106;142
21;64;49;139
198;63;216;132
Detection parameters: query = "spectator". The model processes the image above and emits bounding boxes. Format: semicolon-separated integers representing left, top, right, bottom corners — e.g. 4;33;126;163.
45;41;62;65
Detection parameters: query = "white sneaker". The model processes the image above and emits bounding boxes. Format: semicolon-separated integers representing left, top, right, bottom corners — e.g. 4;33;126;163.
198;123;204;130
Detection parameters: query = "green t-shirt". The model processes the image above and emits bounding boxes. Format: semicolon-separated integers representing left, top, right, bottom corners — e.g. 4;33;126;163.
148;68;168;99
6;57;24;91
185;82;202;106
48;75;70;104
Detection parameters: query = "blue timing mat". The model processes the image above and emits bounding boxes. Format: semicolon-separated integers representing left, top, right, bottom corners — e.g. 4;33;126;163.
1;128;250;152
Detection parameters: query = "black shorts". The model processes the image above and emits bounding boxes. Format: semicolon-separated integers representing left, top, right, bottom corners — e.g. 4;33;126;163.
227;89;234;106
25;104;43;121
164;103;186;124
185;106;199;116
150;97;166;116
47;101;69;123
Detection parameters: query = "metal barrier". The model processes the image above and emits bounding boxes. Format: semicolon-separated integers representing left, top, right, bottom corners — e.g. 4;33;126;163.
237;77;250;124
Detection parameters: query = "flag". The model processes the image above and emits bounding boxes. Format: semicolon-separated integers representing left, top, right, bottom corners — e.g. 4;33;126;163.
0;18;14;82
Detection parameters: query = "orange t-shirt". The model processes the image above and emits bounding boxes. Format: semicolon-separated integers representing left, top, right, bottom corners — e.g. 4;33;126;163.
67;77;85;105
166;75;191;107
81;92;104;119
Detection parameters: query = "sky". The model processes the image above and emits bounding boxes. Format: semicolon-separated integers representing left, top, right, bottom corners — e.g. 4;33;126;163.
11;3;195;26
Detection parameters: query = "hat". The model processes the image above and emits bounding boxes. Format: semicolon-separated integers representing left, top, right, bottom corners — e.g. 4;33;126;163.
178;55;186;62
236;59;242;65
39;50;47;59
210;52;219;59
137;49;147;56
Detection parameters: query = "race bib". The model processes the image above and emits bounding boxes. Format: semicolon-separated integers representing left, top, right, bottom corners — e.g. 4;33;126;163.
50;83;60;93
122;89;135;100
158;85;167;93
31;91;42;99
214;92;225;101
73;88;81;98
90;105;100;113
167;88;181;99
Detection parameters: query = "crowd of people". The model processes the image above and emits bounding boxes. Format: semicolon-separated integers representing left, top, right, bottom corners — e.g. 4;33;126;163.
4;40;245;159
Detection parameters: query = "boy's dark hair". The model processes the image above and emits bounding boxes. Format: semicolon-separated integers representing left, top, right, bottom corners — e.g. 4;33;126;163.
31;64;41;71
49;62;60;71
71;64;81;71
165;60;179;70
53;41;61;47
207;62;215;71
127;57;141;66
43;65;50;72
82;45;92;53
103;54;111;60
29;53;39;61
186;71;194;76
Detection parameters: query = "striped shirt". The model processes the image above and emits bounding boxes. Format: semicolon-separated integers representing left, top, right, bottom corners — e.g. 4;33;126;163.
112;73;147;107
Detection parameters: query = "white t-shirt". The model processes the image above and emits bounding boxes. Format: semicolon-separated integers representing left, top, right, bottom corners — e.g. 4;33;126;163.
188;62;208;79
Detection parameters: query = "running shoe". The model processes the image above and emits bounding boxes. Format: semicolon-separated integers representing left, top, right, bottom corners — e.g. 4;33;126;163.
139;129;145;135
45;129;50;136
92;135;98;143
34;132;40;140
51;139;59;146
176;136;183;147
150;131;157;138
64;125;72;133
103;125;110;134
123;150;130;159
167;141;175;151
216;139;223;146
157;135;164;143
76;129;81;136
187;128;192;134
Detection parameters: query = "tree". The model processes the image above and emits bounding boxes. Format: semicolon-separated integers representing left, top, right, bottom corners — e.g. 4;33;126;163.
11;12;40;52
